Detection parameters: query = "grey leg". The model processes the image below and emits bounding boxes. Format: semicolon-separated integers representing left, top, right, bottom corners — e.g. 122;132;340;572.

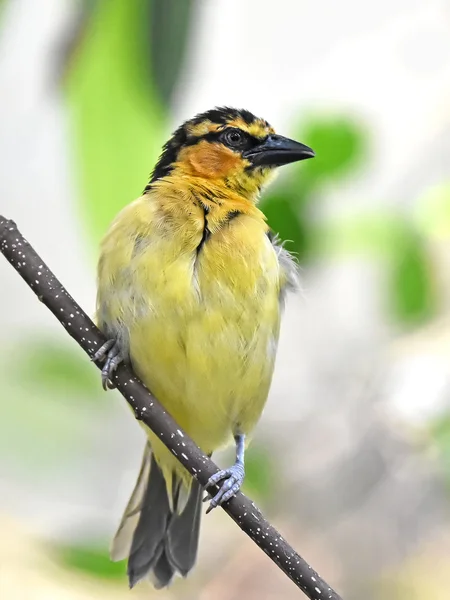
205;433;246;514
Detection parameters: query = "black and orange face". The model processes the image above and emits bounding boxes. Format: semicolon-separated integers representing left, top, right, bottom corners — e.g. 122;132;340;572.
147;107;314;200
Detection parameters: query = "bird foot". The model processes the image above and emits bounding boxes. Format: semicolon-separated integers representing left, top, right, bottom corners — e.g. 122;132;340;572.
204;462;245;514
92;339;125;390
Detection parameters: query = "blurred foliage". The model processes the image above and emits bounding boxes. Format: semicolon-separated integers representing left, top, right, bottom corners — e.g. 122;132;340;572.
0;340;104;470
65;0;163;243
242;444;277;505
64;0;195;246
415;183;450;240
309;213;412;258
263;113;438;326
0;381;92;471
430;415;450;491
294;114;367;193
390;228;437;325
262;114;367;257
150;0;196;105
56;543;126;579
11;338;98;397
310;215;437;325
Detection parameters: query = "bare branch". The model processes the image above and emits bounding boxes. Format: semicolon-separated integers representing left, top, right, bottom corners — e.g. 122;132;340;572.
0;216;343;600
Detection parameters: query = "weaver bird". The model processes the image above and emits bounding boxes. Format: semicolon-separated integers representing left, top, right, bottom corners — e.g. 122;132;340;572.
94;107;314;588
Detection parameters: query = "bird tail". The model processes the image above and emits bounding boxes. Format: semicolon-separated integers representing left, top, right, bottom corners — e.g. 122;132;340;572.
110;443;203;589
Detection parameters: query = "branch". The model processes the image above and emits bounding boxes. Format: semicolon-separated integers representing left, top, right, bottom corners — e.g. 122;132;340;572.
0;216;343;600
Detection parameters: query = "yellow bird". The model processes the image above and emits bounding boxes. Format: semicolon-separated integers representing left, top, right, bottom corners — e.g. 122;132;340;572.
94;107;314;588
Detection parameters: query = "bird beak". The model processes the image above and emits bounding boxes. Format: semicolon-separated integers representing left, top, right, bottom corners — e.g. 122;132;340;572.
243;134;315;167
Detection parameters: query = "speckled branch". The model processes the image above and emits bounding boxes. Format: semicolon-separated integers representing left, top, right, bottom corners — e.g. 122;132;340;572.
0;216;343;600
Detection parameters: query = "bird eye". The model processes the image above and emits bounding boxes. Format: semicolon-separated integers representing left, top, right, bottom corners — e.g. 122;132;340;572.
221;128;246;148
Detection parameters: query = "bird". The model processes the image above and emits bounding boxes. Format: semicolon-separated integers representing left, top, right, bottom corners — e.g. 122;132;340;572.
94;106;314;589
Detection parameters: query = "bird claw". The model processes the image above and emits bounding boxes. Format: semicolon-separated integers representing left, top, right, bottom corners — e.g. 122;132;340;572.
205;463;245;514
92;339;124;390
92;339;115;362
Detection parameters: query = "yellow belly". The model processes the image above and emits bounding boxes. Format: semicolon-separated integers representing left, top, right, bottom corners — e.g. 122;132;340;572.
131;232;280;486
97;198;282;488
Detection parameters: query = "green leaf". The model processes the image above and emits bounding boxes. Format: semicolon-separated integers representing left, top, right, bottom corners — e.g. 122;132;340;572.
389;231;437;325
292;114;368;194
65;0;166;245
9;338;98;396
262;191;307;255
56;543;126;579
243;444;277;503
259;114;369;257
307;213;405;258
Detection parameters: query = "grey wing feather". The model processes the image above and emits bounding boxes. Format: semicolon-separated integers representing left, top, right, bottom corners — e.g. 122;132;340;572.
150;551;175;589
110;443;152;562
166;478;203;575
127;453;172;588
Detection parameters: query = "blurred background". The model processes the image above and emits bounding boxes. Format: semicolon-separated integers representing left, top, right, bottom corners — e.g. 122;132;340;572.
1;1;450;598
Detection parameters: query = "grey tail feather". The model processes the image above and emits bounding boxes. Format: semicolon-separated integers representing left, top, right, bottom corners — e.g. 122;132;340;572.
126;452;203;589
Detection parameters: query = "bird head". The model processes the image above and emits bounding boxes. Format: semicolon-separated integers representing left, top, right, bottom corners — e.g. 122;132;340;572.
146;107;314;202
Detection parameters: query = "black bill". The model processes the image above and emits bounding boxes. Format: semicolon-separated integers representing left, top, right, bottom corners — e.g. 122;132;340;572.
243;134;315;167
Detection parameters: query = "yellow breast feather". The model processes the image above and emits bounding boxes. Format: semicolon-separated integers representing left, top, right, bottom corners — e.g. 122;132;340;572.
97;186;283;490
